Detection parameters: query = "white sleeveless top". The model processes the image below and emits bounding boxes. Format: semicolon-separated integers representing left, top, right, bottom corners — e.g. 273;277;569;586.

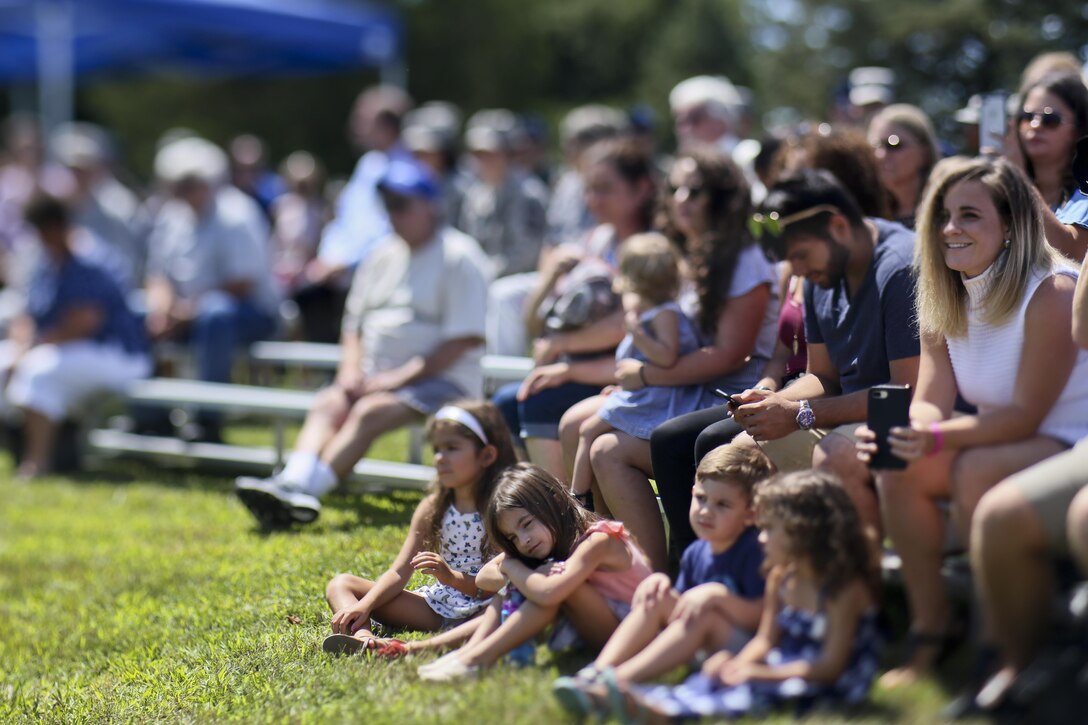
946;262;1088;446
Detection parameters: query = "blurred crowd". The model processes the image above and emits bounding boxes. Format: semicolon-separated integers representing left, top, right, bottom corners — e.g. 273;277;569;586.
5;49;1088;717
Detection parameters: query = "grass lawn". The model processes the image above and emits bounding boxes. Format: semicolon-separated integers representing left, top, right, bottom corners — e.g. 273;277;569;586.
0;425;975;723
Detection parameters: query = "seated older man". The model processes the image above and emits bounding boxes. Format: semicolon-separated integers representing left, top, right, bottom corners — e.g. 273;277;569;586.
235;158;492;527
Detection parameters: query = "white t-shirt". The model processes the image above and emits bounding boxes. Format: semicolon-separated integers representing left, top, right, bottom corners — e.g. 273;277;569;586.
147;186;279;315
342;226;492;396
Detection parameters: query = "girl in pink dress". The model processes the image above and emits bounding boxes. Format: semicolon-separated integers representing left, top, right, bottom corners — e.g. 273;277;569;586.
418;463;653;681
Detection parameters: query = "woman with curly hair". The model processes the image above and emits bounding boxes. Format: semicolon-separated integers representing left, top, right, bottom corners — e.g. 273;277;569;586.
597;470;881;721
559;149;778;570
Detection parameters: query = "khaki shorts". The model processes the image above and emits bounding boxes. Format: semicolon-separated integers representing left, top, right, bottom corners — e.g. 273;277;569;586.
1003;439;1088;554
755;423;861;472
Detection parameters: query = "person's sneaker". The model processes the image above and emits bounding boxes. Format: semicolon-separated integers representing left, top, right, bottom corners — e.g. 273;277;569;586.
235;476;321;527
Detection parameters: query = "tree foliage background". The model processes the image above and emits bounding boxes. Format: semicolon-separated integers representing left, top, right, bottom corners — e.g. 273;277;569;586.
25;0;1088;180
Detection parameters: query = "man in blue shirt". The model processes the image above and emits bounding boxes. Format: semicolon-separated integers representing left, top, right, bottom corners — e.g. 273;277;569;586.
729;169;920;530
1;195;150;477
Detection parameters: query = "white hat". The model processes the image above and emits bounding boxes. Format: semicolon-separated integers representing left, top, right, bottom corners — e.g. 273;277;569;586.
51;122;112;169
154;136;228;185
669;75;743;120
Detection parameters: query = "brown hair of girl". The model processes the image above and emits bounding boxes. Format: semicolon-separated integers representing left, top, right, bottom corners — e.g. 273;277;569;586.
484;463;600;565
422;399;519;557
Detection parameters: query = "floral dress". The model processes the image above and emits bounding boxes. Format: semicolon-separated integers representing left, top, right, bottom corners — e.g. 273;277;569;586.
414;505;492;620
632;594;882;718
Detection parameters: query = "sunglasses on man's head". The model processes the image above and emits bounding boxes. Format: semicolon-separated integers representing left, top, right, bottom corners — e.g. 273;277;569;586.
871;134;910;152
1019;108;1065;130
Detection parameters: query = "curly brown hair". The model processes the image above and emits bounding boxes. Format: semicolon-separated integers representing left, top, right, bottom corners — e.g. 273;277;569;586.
754;470;879;599
421;400;519;558
658;149;756;336
484;463;600;565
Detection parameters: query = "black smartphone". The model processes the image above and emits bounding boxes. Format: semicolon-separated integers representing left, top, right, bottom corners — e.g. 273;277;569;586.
713;388;736;404
867;384;912;470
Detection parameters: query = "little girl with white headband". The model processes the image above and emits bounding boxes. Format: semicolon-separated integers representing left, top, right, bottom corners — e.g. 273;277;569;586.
323;400;518;657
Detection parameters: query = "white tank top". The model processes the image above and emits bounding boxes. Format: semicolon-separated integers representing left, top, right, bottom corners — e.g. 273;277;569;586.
947;262;1088;446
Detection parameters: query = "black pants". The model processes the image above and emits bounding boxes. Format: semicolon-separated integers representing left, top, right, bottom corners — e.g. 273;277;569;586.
650;406;745;552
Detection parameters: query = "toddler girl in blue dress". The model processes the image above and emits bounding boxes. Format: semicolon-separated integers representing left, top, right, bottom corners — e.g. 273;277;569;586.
569;232;701;507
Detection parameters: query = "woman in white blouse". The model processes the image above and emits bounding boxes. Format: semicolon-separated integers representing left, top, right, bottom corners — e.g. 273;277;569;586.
858;156;1088;687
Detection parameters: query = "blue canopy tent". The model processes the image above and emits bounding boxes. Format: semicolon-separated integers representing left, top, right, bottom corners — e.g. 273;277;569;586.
0;0;402;140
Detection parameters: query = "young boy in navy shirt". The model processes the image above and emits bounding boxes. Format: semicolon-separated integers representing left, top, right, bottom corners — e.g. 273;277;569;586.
553;445;771;704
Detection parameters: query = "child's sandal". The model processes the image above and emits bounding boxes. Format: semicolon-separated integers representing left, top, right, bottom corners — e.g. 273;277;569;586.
322;633;372;656
552;666;603;719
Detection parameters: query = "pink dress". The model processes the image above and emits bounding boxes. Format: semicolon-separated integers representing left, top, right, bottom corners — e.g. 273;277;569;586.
549;519;653;650
580;519;654;603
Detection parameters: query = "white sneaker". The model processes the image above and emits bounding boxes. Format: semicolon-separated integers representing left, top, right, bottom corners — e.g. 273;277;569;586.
235;475;321;526
417;649;462;676
418;653;479;682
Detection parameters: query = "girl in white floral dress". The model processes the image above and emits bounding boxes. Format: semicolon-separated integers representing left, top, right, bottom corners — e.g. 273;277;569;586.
323;401;518;656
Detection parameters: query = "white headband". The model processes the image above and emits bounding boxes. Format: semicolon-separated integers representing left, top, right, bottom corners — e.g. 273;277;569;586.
434;406;489;445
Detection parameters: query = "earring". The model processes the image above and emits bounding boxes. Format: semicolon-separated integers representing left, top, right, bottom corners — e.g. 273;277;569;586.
1003;238;1011;249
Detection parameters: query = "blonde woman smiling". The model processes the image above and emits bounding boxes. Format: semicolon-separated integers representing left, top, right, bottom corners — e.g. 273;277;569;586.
858;156;1088;687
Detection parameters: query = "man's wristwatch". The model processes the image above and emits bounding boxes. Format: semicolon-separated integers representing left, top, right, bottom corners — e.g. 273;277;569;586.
796;400;816;430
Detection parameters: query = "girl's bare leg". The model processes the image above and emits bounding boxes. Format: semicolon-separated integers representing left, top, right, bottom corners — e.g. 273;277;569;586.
615;608;738;684
594;589;678;670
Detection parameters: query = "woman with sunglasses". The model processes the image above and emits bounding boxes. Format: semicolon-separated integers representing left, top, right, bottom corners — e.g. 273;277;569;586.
1010;71;1088;262
557;149;778;570
867;104;942;228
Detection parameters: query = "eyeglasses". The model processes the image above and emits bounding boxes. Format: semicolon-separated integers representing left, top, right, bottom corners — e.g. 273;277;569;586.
668;184;705;200
1018;108;1065;130
871;134;911;152
749;204;841;240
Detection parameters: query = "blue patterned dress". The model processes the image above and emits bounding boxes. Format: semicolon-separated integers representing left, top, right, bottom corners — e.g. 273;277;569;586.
597;302;704;439
632;595;882;718
413;505;492;620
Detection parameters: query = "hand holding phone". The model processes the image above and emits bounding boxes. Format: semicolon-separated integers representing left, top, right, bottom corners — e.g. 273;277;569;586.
713;388;737;416
867;384;912;470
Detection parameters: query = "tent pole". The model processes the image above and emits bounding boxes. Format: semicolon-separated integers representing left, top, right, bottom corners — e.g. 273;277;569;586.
35;0;75;153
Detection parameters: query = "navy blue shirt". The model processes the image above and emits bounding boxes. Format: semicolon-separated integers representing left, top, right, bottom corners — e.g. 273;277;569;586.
27;253;148;356
803;218;919;394
675;527;765;600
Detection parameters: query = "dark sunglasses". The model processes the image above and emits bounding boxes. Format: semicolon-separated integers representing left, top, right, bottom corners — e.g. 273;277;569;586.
871;133;910;152
1018;108;1064;130
668;184;705;200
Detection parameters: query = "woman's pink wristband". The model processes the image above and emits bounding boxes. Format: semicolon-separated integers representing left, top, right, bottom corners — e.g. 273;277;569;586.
928;423;944;456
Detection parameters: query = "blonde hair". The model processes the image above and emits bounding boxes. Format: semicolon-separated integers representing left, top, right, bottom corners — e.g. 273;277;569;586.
915;156;1070;338
612;232;683;307
695;443;773;503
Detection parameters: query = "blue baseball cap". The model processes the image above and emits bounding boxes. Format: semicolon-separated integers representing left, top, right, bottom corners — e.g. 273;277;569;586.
378;158;440;201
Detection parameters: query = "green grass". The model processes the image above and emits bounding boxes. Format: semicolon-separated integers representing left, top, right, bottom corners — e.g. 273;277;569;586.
0;428;976;723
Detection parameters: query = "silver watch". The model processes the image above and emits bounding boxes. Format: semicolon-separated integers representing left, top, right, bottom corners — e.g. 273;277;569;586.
796;400;816;430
